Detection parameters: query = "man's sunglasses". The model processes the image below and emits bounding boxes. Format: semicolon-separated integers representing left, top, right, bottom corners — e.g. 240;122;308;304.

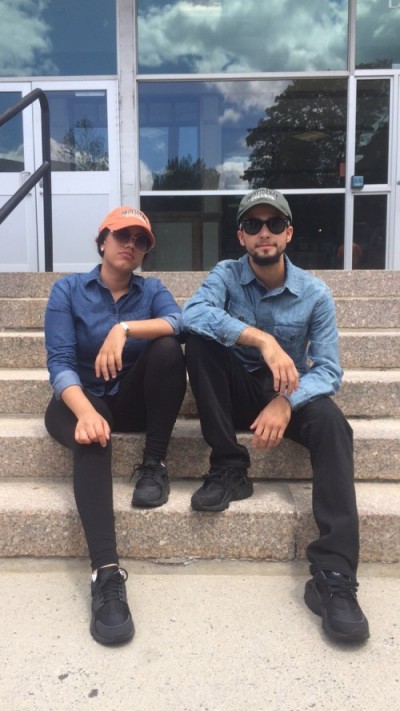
111;229;153;253
240;217;290;235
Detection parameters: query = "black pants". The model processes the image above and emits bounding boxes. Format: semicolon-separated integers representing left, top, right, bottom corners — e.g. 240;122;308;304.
45;336;186;571
185;334;359;578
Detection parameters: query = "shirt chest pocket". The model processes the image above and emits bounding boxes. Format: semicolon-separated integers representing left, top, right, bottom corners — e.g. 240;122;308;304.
273;324;307;357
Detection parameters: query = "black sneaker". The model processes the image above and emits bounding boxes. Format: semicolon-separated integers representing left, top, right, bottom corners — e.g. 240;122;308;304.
131;457;170;508
304;570;370;642
90;566;134;645
191;467;253;512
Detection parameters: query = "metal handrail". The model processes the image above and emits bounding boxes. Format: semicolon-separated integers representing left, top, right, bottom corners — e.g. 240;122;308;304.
0;88;53;271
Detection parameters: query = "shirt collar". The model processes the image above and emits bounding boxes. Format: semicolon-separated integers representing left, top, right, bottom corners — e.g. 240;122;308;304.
81;265;102;286
82;264;140;291
239;254;301;296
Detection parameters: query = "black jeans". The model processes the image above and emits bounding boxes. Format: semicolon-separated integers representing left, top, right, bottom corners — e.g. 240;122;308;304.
185;334;359;578
45;336;186;570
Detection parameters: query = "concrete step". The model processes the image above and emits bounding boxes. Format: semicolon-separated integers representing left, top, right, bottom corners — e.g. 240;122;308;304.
0;415;399;482
0;297;46;330
0;477;398;562
2;295;400;330
1;270;398;570
338;330;400;368
1;329;399;369
1;368;400;419
1;269;400;298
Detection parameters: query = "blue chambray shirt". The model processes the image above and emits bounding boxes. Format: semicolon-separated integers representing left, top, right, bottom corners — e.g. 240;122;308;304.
182;254;342;411
45;265;182;399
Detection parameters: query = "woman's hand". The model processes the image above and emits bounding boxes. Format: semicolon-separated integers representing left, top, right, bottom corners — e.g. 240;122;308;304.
61;385;111;447
250;396;292;451
95;324;127;381
75;410;111;447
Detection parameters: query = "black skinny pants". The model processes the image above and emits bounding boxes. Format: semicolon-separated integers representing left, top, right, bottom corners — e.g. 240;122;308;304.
185;334;359;578
45;336;186;571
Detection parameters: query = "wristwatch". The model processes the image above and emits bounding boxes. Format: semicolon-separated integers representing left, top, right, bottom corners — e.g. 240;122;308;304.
119;321;130;337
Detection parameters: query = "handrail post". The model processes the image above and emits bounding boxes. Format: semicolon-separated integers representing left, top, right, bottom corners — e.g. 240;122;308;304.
39;93;53;271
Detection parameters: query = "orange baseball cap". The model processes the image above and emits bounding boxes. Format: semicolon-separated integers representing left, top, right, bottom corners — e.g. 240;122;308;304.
98;206;156;247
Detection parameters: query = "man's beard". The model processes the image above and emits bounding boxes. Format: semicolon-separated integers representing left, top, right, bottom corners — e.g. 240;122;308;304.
248;245;286;266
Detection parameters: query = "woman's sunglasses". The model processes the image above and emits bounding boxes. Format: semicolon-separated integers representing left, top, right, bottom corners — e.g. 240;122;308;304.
240;217;290;235
111;229;153;253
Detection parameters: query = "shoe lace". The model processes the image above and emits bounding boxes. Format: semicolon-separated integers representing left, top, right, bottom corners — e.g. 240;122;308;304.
205;467;246;486
325;574;359;599
131;460;166;486
99;568;128;603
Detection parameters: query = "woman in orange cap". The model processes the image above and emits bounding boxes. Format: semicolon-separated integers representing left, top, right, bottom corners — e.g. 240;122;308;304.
44;206;186;646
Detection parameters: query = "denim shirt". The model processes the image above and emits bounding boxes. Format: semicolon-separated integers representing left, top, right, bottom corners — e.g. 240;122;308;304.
182;255;342;411
45;265;182;399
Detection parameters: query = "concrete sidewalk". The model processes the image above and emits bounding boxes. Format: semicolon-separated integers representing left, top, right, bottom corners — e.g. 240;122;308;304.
1;558;399;711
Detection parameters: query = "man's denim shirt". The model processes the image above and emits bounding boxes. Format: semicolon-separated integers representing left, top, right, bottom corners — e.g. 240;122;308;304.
182;254;342;411
45;265;182;399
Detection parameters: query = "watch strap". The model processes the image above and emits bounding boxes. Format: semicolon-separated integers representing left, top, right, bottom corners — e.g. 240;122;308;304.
119;321;130;336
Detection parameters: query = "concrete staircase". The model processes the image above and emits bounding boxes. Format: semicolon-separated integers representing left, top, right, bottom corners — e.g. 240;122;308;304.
0;270;399;564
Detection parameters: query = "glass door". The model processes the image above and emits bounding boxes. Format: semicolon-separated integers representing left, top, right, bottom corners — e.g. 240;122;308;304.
0;80;120;272
0;83;37;270
32;80;120;271
347;77;391;270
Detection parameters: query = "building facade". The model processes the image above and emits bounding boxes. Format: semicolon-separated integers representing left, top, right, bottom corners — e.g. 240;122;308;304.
0;0;399;271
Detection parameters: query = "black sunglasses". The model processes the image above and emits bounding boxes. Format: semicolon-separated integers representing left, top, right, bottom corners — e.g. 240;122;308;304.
240;217;290;235
111;229;153;253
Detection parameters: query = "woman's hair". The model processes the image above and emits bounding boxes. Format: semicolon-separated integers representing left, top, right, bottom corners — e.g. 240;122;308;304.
96;228;109;257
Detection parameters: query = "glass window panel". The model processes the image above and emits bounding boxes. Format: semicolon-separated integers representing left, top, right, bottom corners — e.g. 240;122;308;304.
137;0;348;74
356;0;400;69
44;91;109;171
0;93;24;171
355;80;389;185
352;195;386;269
139;79;348;191
179;127;198;161
141;194;344;271
0;1;116;77
284;195;345;270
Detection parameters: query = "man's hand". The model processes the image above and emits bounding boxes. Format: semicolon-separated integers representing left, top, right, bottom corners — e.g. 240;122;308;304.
250;396;292;451
237;327;299;395
258;337;299;395
75;410;111;447
95;324;127;381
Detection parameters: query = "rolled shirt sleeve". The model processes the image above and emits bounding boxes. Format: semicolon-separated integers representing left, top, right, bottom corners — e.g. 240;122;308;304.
45;279;83;399
150;282;183;336
286;290;343;411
